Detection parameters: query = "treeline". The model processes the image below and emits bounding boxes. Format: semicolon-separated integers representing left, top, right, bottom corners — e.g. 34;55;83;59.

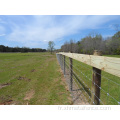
0;45;46;52
61;31;120;55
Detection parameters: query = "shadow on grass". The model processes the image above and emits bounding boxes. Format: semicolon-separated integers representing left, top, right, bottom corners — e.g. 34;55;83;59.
73;73;91;97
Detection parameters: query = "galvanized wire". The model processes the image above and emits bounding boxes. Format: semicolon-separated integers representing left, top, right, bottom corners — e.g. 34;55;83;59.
65;58;104;105
65;60;91;104
74;58;120;86
66;55;119;104
56;53;120;105
57;54;90;104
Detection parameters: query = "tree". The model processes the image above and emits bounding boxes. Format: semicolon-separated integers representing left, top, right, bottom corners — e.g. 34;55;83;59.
48;41;55;54
106;31;120;54
0;45;46;52
60;31;120;55
61;40;79;53
80;33;102;54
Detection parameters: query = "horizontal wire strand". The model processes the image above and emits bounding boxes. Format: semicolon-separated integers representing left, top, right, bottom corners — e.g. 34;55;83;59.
57;54;120;105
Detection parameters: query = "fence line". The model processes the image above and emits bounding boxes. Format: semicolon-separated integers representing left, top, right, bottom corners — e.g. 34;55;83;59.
56;51;120;105
59;51;120;77
64;55;104;105
57;54;90;104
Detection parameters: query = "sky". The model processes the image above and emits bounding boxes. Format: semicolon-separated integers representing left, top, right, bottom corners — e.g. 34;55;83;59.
0;15;120;49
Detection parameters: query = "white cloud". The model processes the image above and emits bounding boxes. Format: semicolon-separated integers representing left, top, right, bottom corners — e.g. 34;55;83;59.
0;18;6;24
0;25;6;35
6;15;119;47
0;33;6;36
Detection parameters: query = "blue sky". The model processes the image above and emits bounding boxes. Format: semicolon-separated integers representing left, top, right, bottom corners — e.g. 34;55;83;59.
0;15;120;49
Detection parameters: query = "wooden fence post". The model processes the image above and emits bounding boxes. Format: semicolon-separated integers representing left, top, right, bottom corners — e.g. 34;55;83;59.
69;57;73;91
64;55;65;75
91;50;102;105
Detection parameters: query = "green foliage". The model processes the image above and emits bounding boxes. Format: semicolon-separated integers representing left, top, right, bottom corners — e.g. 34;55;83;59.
48;41;55;54
0;45;46;52
61;31;120;55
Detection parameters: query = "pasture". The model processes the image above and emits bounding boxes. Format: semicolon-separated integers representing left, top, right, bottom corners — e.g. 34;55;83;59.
0;52;119;105
0;52;71;105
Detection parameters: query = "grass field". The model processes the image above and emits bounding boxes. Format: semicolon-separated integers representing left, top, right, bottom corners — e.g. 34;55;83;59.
0;52;71;105
0;52;119;105
65;55;120;105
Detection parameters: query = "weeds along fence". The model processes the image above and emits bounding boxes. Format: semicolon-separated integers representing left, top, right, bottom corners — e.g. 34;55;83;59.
56;51;120;105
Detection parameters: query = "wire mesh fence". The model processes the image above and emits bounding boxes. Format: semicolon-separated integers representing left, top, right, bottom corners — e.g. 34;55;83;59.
56;53;120;105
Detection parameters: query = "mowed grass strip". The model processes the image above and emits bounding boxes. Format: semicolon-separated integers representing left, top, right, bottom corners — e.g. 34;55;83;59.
0;52;71;105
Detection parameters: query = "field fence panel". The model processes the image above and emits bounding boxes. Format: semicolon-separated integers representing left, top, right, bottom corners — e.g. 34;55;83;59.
56;53;120;105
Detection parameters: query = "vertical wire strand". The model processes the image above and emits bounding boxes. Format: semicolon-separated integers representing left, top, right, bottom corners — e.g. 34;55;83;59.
56;53;120;105
118;85;120;105
107;79;110;105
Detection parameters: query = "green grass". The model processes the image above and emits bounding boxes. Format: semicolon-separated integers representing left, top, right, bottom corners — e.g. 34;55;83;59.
104;55;120;58
0;52;71;105
65;55;120;105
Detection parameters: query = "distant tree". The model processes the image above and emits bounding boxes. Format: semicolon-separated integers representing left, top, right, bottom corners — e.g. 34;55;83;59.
106;31;120;54
80;33;102;54
61;40;79;53
48;41;55;54
0;45;46;53
60;31;120;55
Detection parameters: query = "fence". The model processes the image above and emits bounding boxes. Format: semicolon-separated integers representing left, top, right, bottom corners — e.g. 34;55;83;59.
56;51;120;105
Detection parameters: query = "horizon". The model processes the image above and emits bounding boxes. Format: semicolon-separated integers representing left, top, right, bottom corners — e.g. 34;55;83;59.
0;15;120;49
